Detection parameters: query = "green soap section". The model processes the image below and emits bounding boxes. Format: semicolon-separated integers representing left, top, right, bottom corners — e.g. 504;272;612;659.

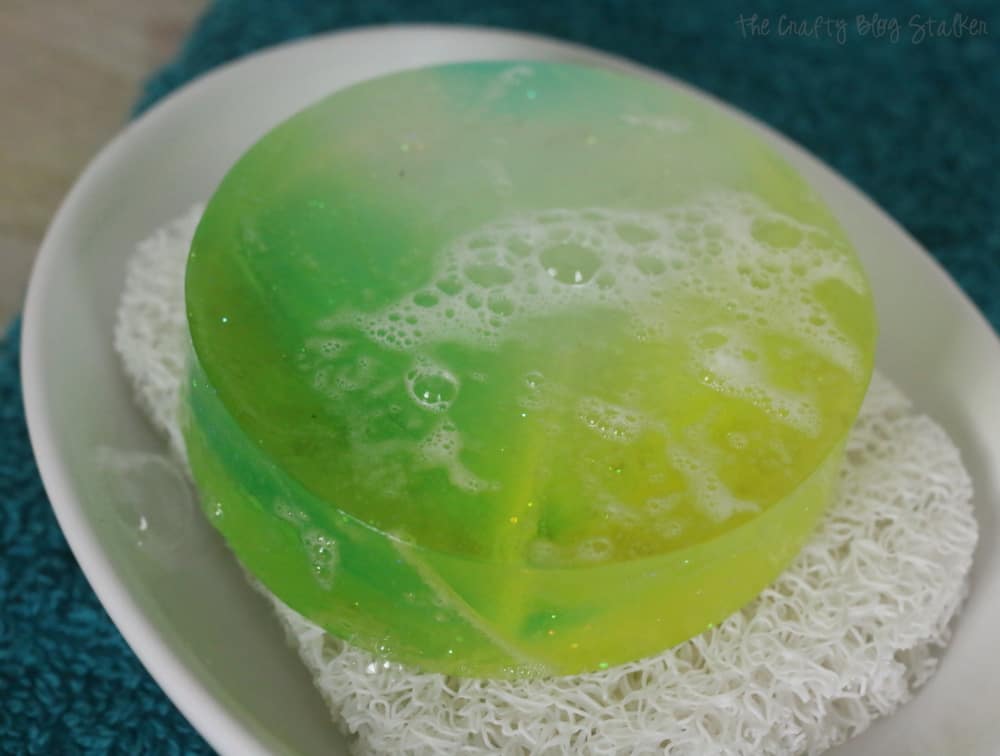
183;357;533;675
184;61;876;676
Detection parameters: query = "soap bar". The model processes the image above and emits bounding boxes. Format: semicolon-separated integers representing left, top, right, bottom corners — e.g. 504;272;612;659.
183;61;876;677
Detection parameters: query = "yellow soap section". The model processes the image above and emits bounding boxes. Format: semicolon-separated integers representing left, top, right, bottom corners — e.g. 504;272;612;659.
183;61;876;677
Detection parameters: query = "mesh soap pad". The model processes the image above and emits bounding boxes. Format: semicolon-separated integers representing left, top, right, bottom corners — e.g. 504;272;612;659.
115;208;977;755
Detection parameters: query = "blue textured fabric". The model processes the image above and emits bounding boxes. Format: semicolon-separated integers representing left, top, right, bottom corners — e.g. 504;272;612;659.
0;318;213;755
2;1;997;753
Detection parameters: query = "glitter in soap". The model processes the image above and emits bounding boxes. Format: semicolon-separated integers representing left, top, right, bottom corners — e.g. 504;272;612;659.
183;61;876;677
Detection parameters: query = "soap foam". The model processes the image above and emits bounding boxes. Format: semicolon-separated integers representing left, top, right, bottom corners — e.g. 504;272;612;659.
695;326;821;436
116;207;977;756
668;444;761;523
577;396;644;444
417;419;494;494
304;192;870;519
317;192;864;445
337;193;862;365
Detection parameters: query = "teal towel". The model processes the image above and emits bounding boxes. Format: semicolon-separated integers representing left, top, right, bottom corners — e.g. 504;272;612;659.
2;1;997;753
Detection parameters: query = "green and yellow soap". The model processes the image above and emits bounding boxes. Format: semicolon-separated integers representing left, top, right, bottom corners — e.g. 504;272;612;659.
183;61;876;677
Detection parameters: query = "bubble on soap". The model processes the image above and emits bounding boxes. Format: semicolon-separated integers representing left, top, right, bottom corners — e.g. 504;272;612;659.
306;336;349;359
669;442;760;523
577;396;644;443
646;494;681;516
272;498;340;589
539;241;602;285
576;536;615;563
659;519;686;539
412;291;439;308
527;538;561;567
516;370;549;411
691;325;822;436
418;420;495;493
275;498;310;525
302;530;338;590
404;358;460;413
310;351;379;401
598;499;642;527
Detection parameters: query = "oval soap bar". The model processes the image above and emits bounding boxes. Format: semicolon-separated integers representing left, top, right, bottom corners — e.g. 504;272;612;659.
183;61;876;677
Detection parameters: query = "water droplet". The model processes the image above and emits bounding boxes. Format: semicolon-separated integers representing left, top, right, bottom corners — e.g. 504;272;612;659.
96;446;206;568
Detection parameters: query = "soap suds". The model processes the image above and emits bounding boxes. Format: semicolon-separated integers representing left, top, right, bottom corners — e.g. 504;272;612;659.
296;192;871;522
319;195;865;396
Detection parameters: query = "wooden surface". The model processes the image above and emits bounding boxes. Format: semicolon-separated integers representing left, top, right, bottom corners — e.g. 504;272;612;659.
0;0;206;325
